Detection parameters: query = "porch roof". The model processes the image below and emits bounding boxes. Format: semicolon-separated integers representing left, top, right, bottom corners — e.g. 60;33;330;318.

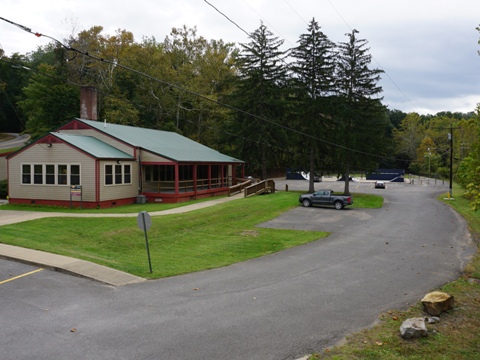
53;132;134;159
77;119;244;163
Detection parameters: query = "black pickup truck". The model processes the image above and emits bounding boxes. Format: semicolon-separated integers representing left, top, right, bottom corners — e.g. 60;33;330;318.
299;189;353;210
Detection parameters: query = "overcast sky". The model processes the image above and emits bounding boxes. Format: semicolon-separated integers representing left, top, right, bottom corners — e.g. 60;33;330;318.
1;0;480;115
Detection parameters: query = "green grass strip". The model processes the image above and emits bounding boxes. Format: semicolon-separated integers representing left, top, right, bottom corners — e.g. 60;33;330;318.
0;192;328;278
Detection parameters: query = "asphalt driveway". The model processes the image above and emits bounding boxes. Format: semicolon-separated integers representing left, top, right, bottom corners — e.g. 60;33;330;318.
0;180;476;360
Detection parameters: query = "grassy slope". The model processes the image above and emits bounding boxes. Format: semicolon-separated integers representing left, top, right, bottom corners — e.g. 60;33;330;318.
1;191;332;278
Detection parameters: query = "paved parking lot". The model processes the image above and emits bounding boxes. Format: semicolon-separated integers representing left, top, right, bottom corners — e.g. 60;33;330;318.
1;177;473;360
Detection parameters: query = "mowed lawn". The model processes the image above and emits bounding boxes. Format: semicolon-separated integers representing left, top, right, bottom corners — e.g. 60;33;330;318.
1;191;382;278
0;191;335;278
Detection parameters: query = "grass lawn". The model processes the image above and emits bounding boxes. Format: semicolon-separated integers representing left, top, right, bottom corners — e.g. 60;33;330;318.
1;191;337;278
0;191;381;278
0;195;224;213
308;183;480;360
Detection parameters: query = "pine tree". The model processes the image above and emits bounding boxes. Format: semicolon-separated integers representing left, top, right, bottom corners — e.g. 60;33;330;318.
335;29;386;194
229;23;288;179
290;18;336;192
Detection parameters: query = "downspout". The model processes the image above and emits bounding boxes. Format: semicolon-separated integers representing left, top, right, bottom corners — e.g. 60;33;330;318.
137;147;143;194
95;160;100;205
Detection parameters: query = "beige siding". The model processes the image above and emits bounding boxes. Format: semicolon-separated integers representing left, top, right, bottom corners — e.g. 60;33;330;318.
98;160;139;201
60;129;134;156
8;143;96;201
140;150;172;163
0;156;6;181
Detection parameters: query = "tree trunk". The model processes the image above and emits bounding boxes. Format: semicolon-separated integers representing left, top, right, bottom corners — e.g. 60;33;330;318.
261;143;268;180
308;146;315;193
344;161;350;195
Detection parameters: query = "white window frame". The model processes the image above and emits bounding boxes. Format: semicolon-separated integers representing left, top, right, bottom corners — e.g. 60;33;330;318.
21;163;81;186
104;163;132;186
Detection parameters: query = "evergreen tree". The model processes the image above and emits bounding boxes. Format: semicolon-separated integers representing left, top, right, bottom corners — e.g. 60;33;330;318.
228;23;288;179
335;29;386;194
290;18;336;192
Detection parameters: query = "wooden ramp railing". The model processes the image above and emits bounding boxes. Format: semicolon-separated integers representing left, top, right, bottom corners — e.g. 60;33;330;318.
244;179;275;197
228;179;252;196
229;178;276;197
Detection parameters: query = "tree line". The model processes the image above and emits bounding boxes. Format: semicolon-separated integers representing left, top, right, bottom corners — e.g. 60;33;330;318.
0;19;479;199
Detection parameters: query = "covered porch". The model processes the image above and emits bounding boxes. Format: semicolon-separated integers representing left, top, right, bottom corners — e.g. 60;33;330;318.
142;163;242;202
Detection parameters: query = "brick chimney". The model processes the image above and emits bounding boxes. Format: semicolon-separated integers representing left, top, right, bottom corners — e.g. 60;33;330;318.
80;86;98;120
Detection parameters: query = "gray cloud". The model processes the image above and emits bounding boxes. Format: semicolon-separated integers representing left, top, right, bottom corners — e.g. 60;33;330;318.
1;0;479;114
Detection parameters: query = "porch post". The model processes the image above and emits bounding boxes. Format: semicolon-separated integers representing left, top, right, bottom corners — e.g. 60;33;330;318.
208;165;212;189
193;164;197;196
174;163;179;194
220;164;227;188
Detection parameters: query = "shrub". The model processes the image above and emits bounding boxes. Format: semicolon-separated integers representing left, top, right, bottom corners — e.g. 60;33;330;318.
0;179;7;198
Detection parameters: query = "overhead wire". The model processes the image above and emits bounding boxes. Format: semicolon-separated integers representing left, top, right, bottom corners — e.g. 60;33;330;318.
0;15;401;165
324;0;416;109
202;0;418;165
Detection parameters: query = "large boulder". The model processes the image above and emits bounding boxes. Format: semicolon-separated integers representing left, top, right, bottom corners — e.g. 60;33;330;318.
400;317;428;339
421;291;454;316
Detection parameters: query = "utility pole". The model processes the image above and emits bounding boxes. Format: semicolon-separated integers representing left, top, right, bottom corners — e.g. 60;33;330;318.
448;125;453;199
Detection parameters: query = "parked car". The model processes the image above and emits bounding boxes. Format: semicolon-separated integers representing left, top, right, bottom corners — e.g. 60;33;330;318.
374;181;386;189
299;189;353;210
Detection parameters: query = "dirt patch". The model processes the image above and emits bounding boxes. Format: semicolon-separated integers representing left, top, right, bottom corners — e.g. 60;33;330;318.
240;230;259;237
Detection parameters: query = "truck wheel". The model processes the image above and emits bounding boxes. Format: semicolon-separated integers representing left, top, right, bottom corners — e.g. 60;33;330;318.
302;199;311;207
334;201;343;210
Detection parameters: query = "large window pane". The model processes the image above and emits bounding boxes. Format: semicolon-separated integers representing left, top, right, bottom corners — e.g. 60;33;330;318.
105;165;113;185
46;165;55;184
34;164;43;184
124;165;131;184
70;165;80;185
22;164;31;184
58;165;67;185
115;165;122;184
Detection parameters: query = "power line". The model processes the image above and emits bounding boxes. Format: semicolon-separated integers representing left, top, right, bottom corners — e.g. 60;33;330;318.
204;1;417;111
0;16;401;165
323;0;416;109
203;1;250;39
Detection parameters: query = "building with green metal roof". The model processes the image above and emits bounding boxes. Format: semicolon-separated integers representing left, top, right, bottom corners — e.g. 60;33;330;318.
7;118;244;208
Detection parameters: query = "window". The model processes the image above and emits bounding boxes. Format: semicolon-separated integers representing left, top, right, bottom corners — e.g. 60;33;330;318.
46;165;55;184
22;164;31;184
105;165;113;185
58;165;67;185
33;165;43;184
124;165;131;184
105;163;131;185
115;165;122;184
21;164;80;186
70;165;80;185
